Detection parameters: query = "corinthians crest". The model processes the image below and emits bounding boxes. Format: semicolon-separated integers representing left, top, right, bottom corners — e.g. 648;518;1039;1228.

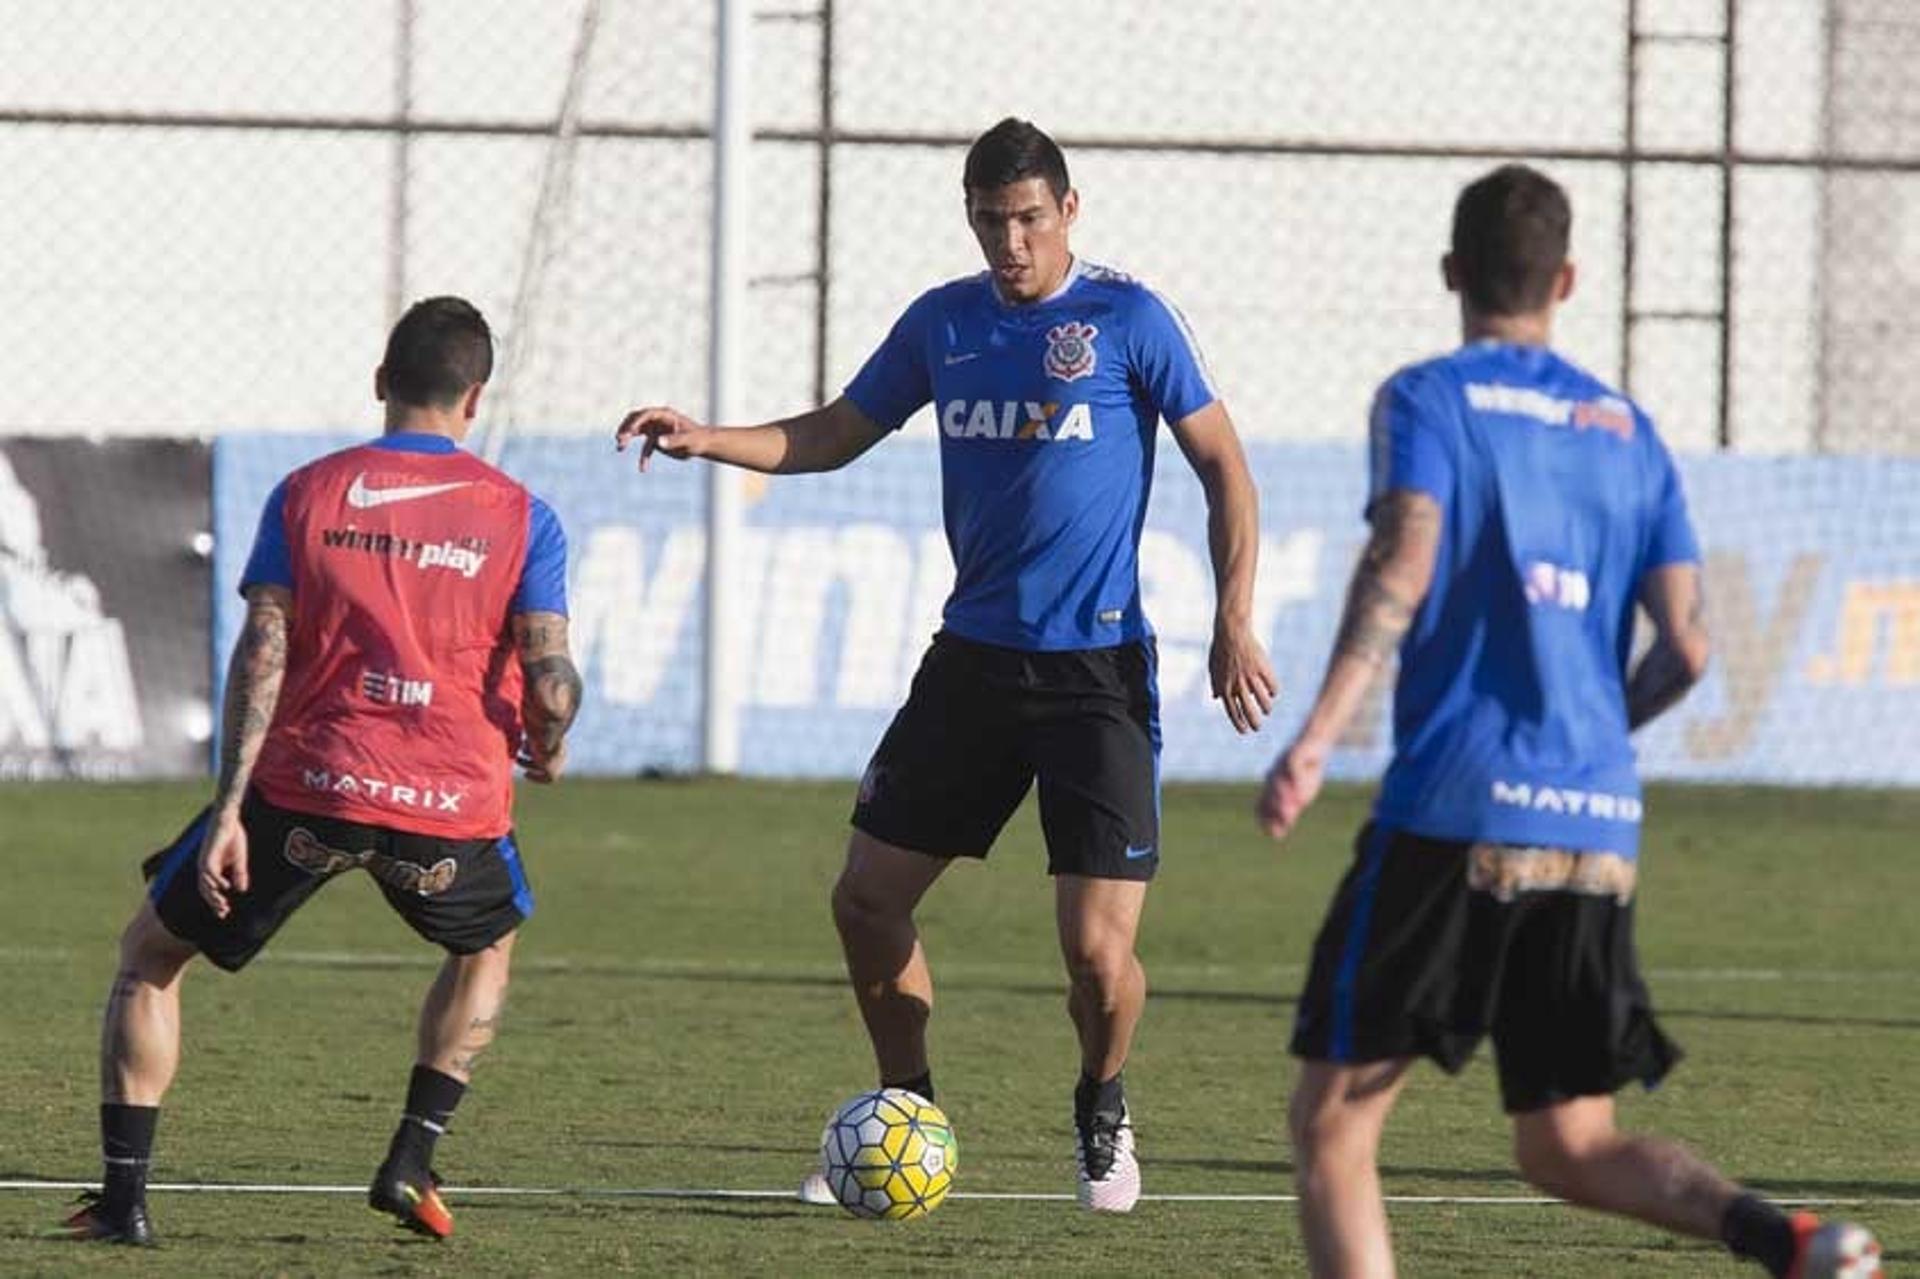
1043;322;1098;382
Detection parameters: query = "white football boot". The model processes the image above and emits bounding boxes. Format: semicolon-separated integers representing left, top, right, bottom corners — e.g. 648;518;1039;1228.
1074;1102;1141;1212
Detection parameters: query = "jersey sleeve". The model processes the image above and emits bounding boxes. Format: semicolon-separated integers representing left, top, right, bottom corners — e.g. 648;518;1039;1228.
843;292;935;432
1366;371;1454;516
512;496;569;616
239;479;292;595
1641;432;1701;569
1129;288;1218;425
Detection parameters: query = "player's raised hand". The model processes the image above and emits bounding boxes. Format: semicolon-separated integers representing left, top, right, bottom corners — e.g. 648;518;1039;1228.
1210;620;1279;734
1257;737;1325;840
196;808;251;918
614;405;708;472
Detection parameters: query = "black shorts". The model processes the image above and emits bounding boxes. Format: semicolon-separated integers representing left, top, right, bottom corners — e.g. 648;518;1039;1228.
142;790;534;972
1289;824;1681;1113
851;631;1161;880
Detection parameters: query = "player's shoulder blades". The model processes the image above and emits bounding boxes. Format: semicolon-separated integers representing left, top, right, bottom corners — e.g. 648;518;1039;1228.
289;437;533;500
280;438;371;490
1376;351;1462;407
464;449;531;489
1541;346;1634;404
1536;347;1663;446
1443;344;1661;448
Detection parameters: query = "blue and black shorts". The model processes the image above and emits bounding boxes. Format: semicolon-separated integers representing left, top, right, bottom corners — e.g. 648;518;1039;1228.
142;789;534;972
851;631;1162;881
1290;823;1680;1113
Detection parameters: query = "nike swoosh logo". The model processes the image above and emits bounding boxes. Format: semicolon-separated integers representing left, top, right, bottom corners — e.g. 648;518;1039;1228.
346;472;474;510
1124;845;1155;860
944;352;981;366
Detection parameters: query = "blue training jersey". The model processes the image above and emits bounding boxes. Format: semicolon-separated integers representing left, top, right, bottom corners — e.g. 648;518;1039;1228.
843;259;1217;651
1370;342;1700;857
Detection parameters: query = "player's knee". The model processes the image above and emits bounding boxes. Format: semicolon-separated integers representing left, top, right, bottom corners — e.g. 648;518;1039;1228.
1287;1082;1376;1169
118;905;194;983
829;874;863;931
457;936;515;985
1064;944;1131;1000
1286;1087;1332;1162
831;870;905;936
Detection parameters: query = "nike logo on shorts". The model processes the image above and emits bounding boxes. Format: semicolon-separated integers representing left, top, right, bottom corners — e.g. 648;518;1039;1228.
1124;844;1155;860
944;352;981;366
346;473;475;510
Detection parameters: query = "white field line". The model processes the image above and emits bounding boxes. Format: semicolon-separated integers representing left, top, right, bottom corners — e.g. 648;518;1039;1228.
4;946;1919;988
3;1180;1916;1207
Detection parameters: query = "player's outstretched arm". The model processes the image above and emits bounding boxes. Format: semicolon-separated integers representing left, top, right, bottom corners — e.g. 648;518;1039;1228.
199;583;293;917
614;396;888;476
1169;401;1279;733
512;610;583;784
1257;489;1440;840
1625;563;1711;731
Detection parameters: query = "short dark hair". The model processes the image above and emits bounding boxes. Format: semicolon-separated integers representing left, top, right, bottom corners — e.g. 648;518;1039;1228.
381;296;494;407
963;117;1071;202
1449;165;1572;315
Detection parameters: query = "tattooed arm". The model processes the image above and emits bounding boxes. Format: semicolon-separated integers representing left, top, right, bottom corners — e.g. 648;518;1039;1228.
512;611;582;783
1257;490;1441;839
1626;563;1711;730
198;583;293;916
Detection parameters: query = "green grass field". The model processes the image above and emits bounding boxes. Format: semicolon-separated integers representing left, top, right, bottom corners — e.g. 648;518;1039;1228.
1;779;1914;1276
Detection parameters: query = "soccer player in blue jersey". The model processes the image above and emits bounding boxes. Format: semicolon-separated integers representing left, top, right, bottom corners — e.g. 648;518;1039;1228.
616;117;1276;1211
1257;166;1880;1278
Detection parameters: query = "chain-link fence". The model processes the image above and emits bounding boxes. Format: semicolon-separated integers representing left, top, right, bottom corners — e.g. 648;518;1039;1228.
8;2;1920;782
3;1;1917;454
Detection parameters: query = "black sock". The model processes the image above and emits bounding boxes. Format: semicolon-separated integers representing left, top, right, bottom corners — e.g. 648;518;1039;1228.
385;1066;466;1173
1074;1070;1125;1121
882;1071;934;1104
100;1104;158;1209
1721;1192;1797;1277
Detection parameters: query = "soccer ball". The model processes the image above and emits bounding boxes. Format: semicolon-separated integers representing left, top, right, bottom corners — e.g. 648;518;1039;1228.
817;1088;958;1219
1801;1222;1883;1279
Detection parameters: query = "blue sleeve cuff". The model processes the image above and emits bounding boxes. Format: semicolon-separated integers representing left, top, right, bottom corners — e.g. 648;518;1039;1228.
1366;375;1454;515
512;496;569;616
239;479;293;594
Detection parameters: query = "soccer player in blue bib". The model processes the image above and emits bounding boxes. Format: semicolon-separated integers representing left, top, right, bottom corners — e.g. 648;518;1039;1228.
617;117;1277;1211
1257;166;1880;1278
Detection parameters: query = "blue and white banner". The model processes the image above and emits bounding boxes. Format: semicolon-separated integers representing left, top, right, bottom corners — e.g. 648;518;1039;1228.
214;435;1920;786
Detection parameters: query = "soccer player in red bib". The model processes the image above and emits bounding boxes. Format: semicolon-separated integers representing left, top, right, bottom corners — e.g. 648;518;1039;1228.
65;298;581;1246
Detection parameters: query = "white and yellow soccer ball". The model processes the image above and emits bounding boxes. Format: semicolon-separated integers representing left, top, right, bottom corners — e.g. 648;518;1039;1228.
818;1088;958;1219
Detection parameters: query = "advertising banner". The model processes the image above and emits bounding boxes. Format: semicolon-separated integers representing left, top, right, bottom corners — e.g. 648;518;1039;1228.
0;439;211;778
215;435;1920;786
